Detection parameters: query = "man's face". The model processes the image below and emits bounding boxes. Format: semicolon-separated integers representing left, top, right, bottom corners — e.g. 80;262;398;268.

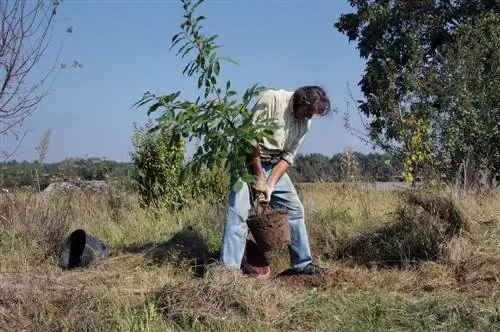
293;103;324;119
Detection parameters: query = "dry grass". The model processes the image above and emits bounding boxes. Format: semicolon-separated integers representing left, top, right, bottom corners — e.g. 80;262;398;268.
331;189;468;267
0;183;499;331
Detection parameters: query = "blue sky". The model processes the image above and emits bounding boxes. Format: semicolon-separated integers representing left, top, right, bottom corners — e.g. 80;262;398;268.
3;0;374;163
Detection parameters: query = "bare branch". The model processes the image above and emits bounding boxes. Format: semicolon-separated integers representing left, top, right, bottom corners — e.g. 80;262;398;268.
0;0;71;137
0;127;32;161
342;82;374;146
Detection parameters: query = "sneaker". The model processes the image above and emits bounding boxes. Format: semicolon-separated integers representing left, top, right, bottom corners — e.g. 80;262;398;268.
295;263;327;276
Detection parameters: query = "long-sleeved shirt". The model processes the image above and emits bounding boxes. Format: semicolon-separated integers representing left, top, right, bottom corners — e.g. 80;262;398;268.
251;89;311;166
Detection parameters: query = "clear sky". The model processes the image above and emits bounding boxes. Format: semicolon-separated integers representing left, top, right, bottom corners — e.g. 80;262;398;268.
3;0;375;163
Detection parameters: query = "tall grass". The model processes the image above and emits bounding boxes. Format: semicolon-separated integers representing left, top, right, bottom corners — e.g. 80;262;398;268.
0;183;498;331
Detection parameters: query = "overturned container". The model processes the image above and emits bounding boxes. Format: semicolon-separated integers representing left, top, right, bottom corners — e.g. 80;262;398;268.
58;228;109;269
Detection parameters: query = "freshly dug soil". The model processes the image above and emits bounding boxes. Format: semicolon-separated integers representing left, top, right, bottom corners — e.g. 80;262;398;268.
275;269;364;290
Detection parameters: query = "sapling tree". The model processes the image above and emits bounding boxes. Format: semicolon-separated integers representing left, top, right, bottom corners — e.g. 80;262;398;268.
135;0;280;192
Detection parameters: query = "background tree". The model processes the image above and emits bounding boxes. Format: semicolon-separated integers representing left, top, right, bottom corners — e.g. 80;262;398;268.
34;128;50;191
0;0;79;187
432;13;500;189
334;0;499;187
0;151;403;191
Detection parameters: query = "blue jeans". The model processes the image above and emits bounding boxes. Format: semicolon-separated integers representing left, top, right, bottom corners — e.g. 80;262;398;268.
219;163;313;272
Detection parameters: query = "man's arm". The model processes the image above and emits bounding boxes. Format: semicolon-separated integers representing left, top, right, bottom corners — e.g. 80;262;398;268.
246;145;264;181
267;122;311;189
266;160;289;188
245;90;275;200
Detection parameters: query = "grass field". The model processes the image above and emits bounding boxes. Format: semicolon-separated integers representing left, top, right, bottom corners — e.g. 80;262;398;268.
0;182;499;331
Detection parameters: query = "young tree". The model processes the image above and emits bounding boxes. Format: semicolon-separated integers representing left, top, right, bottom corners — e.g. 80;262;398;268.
34;128;51;191
135;0;280;192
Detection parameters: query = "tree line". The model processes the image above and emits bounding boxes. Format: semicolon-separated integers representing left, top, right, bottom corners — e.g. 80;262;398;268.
0;151;402;190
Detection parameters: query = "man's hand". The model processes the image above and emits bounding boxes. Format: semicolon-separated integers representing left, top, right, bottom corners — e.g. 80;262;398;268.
263;184;274;202
251;178;266;192
250;178;276;203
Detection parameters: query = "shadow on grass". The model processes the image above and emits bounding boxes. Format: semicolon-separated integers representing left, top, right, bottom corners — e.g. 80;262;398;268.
328;190;467;268
118;226;219;277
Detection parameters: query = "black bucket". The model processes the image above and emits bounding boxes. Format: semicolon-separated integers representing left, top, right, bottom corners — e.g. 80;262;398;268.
58;229;109;269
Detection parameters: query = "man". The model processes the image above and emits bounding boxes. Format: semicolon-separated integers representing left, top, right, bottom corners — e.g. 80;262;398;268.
220;85;331;275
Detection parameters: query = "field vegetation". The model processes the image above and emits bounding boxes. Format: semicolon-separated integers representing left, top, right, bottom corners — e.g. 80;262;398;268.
1;183;498;331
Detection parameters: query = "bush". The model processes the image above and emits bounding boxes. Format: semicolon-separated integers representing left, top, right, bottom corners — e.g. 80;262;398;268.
130;120;187;211
185;163;230;206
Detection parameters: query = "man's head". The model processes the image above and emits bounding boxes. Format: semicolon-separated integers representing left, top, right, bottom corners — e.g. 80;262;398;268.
292;86;331;119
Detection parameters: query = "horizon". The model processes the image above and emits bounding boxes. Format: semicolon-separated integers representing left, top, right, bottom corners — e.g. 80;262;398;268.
2;149;393;165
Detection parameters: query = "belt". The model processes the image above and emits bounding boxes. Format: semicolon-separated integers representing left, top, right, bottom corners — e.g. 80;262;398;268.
260;154;281;164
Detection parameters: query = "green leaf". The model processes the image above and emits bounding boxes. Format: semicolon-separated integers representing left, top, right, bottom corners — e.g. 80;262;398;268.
232;180;244;192
214;61;220;75
219;56;240;66
206;34;219;43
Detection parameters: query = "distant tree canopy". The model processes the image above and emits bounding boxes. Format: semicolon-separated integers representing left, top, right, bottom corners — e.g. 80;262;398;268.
0;157;133;190
0;151;402;190
290;151;401;183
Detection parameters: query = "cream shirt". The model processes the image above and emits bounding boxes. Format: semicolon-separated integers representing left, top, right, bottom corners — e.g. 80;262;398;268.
251;89;311;165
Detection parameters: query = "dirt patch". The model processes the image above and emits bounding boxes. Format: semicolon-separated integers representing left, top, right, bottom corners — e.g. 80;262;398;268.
275;269;365;291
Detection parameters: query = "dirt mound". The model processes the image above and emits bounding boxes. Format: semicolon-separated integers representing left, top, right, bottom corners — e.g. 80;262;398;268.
119;226;215;276
331;190;467;268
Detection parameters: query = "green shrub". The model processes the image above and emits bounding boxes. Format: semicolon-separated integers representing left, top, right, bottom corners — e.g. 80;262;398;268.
130;120;186;210
185;163;230;206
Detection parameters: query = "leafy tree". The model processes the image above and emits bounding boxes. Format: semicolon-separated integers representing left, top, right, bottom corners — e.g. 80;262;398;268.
334;0;499;186
134;0;280;193
432;13;500;189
